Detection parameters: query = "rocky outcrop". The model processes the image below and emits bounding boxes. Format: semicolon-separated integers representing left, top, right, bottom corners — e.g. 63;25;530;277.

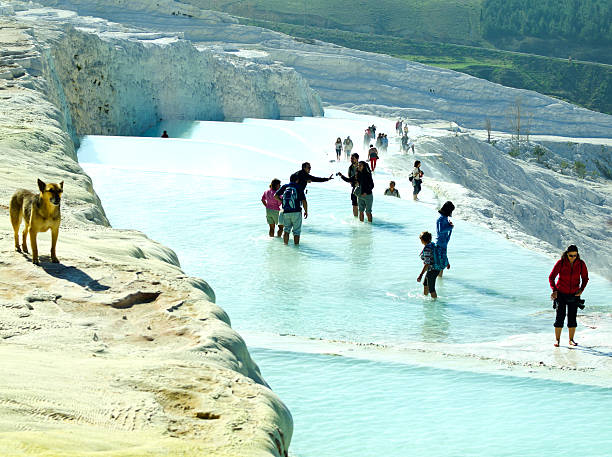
0;15;295;457
5;3;321;146
389;134;612;280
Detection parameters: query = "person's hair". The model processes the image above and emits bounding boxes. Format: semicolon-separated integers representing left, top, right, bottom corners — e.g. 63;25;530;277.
439;201;455;217
270;178;281;189
351;152;359;160
561;245;580;262
414;160;421;167
302;162;310;170
336;137;341;142
369;144;373;148
358;161;371;173
389;181;395;186
290;173;299;183
419;231;432;243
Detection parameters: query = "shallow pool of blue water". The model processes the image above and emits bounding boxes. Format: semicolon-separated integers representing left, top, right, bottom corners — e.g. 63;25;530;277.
78;112;612;456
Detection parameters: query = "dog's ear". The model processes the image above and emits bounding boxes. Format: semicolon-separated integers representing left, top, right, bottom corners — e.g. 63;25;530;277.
38;179;46;193
60;181;64;191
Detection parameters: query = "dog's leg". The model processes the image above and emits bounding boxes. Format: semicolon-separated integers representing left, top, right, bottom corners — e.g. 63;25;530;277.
22;221;29;253
29;228;38;265
11;212;22;252
50;226;59;263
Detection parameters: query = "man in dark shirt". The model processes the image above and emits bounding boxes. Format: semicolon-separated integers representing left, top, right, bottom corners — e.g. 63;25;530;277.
275;173;308;245
337;153;359;217
294;162;333;193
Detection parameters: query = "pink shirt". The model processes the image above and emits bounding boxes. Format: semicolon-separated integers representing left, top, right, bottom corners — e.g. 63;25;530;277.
262;188;281;211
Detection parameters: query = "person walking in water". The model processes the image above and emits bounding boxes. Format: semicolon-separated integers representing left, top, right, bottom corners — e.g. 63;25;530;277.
337;152;360;217
356;161;374;222
343;136;353;159
384;181;400;198
549;245;589;347
368;144;379;171
294;162;333;193
411;160;423;200
261;178;284;237
161;130;169;138
275;173;308;245
335;137;343;161
418;231;440;299
436;201;455;277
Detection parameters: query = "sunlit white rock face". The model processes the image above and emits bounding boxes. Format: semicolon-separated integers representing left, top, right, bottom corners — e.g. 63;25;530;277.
7;5;322;144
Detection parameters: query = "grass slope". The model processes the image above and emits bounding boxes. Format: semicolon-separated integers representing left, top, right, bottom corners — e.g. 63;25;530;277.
242;19;612;115
183;0;484;44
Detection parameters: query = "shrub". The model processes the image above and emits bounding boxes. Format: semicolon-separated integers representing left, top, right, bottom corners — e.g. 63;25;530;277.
533;145;545;162
574;160;586;178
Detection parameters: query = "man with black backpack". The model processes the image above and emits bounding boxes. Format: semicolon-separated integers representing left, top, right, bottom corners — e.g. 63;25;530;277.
275;173;308;245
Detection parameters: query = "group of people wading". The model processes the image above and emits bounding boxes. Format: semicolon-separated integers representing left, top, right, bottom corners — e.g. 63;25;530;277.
261;123;591;348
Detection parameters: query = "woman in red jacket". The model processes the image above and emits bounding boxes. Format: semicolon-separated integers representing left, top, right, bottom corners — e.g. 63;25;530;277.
549;245;589;347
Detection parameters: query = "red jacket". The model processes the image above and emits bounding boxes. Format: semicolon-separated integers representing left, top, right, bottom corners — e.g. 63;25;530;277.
549;258;589;294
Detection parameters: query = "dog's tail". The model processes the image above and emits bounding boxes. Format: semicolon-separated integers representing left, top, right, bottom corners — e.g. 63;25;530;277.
9;190;26;230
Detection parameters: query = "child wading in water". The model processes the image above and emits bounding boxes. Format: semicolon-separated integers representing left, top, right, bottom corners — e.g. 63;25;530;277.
417;231;441;299
261;178;283;237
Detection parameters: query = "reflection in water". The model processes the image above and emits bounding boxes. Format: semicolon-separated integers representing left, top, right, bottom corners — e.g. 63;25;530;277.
421;300;450;341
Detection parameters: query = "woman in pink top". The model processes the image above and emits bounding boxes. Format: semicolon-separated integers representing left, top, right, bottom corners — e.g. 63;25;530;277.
261;179;283;237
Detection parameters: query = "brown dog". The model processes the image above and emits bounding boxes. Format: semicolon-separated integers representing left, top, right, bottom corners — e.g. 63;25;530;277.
10;179;63;265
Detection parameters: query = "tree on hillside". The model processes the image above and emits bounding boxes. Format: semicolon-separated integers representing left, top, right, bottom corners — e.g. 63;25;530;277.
507;97;532;155
485;117;492;143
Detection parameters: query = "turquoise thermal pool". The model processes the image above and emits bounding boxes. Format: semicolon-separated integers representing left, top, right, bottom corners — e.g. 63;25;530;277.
78;111;612;456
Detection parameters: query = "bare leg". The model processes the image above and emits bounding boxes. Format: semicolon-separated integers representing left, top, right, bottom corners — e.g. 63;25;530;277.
366;212;372;223
569;327;577;345
413;193;417;201
352;205;358;218
51;227;59;263
29;228;38;264
431;291;438;299
438;270;444;277
268;224;275;237
293;235;300;245
283;232;289;245
359;211;364;222
554;327;562;346
423;285;429;296
277;225;284;237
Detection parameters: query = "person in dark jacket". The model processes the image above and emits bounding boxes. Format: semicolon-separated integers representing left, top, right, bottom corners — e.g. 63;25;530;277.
293;162;333;193
337;153;360;217
549;244;589;347
356;161;374;222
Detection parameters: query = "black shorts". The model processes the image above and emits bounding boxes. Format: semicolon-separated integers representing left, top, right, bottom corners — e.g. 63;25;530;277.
423;269;440;293
351;191;357;206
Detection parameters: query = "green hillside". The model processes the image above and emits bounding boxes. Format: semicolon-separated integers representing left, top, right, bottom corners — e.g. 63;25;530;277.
178;0;612;114
183;0;485;44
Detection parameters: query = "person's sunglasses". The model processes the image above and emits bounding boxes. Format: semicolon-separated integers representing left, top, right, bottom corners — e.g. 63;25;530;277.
568;254;577;258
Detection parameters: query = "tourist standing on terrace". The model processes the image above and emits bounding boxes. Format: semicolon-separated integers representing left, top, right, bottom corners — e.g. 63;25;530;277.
335;137;343;161
343;136;353;159
356;161;374;223
275;173;308;246
337;152;360;217
549;245;589;347
411;160;423;200
368;144;379;171
436;201;455;277
261;178;284;238
293;162;333;193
